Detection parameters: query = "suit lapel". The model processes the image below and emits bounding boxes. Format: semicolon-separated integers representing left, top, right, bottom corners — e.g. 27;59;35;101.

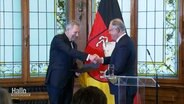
110;35;127;62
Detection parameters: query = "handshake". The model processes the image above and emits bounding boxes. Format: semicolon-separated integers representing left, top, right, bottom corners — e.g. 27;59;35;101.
75;54;102;76
88;54;103;64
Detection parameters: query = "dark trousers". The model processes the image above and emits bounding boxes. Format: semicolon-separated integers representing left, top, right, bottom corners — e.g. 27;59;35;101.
110;82;136;104
114;88;135;104
47;77;74;104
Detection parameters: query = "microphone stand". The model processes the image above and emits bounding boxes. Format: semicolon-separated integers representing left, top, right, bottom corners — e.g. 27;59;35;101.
155;71;158;104
146;49;158;104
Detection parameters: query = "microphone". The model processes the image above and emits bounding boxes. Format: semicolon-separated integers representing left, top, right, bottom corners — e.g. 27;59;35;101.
146;49;156;73
146;49;154;76
146;49;159;104
146;49;150;56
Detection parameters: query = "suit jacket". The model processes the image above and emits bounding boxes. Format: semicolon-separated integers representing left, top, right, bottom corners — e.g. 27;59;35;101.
104;34;136;95
45;34;88;88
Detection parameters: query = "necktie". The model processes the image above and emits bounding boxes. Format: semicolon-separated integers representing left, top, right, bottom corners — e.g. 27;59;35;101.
70;42;74;49
70;41;76;67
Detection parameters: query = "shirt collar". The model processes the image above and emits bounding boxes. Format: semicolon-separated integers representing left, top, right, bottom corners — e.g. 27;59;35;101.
116;33;126;43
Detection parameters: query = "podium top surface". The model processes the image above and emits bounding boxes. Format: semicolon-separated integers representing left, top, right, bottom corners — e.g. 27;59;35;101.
104;75;158;87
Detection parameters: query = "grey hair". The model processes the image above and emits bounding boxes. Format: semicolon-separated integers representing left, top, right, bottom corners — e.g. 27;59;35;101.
110;18;126;32
65;20;80;31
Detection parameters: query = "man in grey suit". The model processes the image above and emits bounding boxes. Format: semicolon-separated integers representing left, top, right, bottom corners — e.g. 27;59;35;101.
45;20;97;104
97;18;137;104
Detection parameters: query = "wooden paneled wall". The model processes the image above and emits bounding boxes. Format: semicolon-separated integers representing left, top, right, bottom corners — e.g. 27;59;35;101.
145;85;184;104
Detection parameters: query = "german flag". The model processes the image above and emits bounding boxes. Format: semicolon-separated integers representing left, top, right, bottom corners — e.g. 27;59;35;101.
79;0;132;104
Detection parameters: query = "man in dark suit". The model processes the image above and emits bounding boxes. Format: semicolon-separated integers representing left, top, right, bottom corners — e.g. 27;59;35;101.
97;18;137;104
45;20;97;104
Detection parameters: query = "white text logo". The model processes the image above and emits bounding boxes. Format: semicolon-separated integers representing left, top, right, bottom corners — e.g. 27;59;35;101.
11;87;31;96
